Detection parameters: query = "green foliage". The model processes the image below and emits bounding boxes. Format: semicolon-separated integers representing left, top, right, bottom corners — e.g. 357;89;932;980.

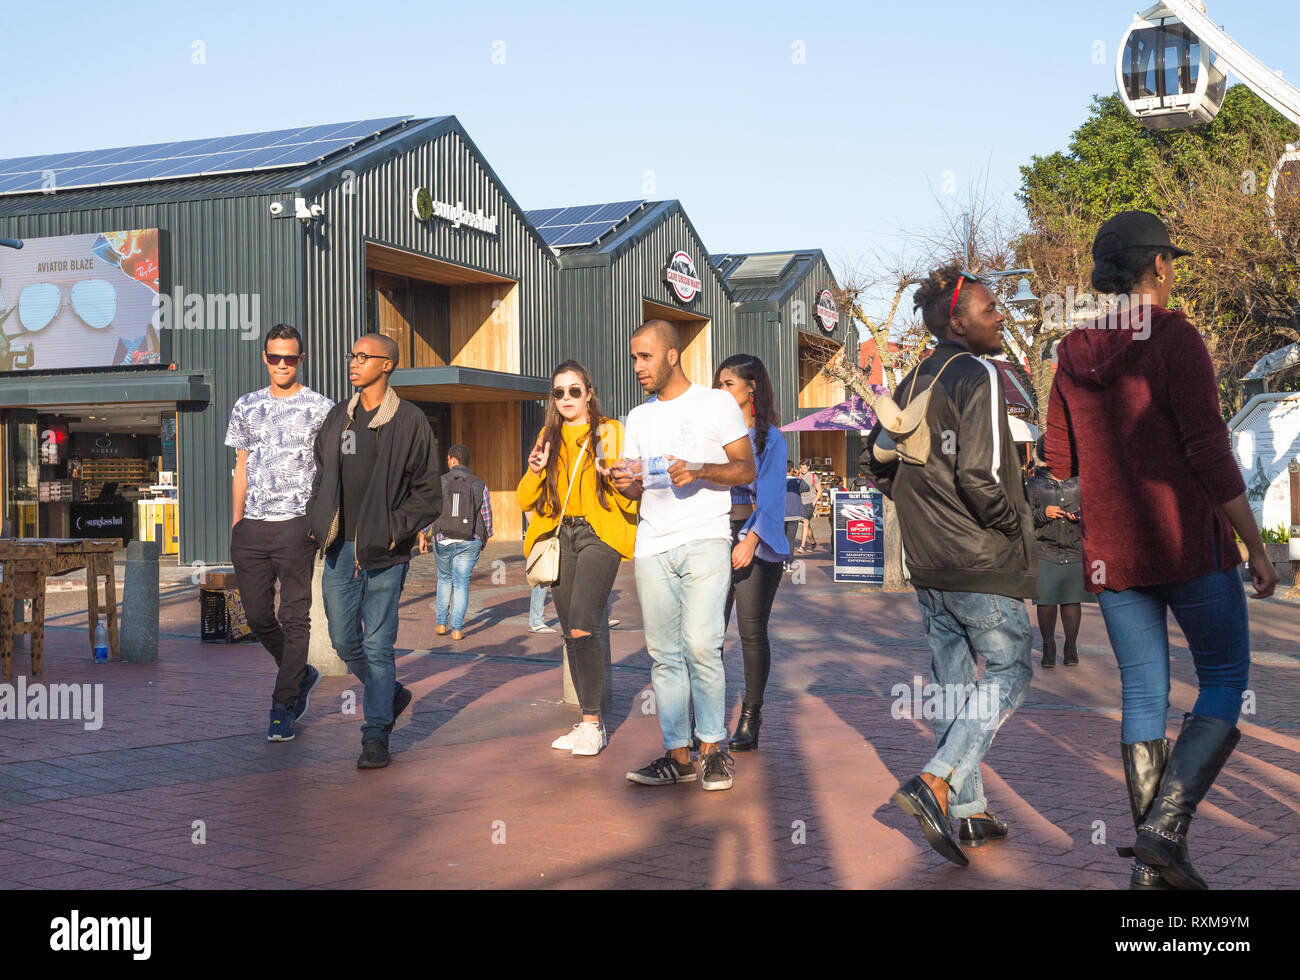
1260;525;1291;544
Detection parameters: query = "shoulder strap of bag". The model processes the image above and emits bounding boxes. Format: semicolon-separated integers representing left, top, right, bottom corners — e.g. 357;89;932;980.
905;351;973;404
555;437;589;524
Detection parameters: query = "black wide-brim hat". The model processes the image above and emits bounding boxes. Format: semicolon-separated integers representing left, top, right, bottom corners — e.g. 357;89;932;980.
1092;210;1192;262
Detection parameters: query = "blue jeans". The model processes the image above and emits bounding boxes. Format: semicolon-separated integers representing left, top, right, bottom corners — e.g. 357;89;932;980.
914;589;1034;819
435;537;482;630
1097;563;1250;744
320;541;409;741
529;583;549;629
634;538;732;749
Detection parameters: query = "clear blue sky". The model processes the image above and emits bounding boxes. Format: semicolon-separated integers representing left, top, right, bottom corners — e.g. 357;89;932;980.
4;0;1296;319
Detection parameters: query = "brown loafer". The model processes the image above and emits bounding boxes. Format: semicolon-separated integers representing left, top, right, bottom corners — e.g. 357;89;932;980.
436;625;448;636
451;630;464;641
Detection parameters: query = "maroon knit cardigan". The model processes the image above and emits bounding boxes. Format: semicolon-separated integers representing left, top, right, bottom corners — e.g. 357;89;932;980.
1044;305;1244;593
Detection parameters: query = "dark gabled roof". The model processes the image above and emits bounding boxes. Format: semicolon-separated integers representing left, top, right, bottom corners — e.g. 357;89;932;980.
712;249;835;304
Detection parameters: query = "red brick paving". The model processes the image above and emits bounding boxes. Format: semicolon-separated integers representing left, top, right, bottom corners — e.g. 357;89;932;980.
2;534;1298;889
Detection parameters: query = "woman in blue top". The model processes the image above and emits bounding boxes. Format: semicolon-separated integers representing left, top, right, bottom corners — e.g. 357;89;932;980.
713;354;790;750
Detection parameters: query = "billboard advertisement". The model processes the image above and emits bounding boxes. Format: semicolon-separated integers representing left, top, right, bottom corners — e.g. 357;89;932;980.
0;229;162;372
832;489;884;585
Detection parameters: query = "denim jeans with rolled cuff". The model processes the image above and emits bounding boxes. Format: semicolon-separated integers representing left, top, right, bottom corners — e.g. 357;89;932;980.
634;537;732;749
320;540;408;741
529;583;549;629
914;588;1033;820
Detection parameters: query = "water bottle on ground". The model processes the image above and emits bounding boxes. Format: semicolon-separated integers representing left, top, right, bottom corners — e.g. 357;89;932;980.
93;618;109;664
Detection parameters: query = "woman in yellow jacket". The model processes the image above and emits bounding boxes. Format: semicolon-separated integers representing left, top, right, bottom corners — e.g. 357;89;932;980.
518;360;637;757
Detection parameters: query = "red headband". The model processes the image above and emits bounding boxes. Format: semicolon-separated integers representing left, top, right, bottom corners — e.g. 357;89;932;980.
949;276;965;318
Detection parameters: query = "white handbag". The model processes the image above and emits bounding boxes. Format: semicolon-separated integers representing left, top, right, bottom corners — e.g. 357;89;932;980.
525;438;587;587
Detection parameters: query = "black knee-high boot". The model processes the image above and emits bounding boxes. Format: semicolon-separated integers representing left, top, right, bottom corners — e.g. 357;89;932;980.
1117;738;1170;890
1134;714;1240;890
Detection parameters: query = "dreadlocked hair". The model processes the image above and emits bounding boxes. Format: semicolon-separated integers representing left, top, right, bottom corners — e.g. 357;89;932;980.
912;262;968;338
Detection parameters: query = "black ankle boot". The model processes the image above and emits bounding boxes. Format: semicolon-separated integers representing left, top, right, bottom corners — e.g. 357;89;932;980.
1134;714;1240;890
1063;641;1079;666
1040;638;1056;668
730;704;762;751
1118;738;1170;890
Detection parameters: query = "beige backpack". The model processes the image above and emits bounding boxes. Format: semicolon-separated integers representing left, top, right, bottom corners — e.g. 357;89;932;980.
871;353;973;466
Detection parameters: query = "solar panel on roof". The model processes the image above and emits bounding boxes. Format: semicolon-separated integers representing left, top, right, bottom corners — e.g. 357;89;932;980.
0;115;412;196
524;200;645;248
730;253;796;280
590;200;642;222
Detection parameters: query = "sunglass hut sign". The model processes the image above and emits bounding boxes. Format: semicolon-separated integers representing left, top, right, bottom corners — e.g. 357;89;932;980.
411;187;499;236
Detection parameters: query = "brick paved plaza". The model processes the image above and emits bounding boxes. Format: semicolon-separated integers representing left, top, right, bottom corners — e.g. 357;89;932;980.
2;536;1298;890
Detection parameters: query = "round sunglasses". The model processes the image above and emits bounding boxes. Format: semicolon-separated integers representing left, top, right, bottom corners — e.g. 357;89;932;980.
551;385;586;400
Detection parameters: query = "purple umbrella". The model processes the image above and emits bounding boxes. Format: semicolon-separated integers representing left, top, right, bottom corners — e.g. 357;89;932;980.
779;390;887;432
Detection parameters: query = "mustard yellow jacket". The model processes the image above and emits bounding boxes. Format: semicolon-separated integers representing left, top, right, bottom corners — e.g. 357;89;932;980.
517;419;638;560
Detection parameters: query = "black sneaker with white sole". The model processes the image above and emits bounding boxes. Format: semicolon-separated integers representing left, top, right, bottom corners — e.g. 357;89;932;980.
626;754;696;786
700;749;735;790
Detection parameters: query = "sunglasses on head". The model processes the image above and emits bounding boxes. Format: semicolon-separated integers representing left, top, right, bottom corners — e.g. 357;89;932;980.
552;385;586;400
265;353;302;367
949;271;988;318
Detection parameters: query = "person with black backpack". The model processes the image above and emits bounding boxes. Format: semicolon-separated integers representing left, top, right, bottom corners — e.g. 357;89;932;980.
421;444;491;641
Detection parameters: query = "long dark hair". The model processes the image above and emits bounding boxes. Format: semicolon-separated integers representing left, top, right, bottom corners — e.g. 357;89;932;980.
534;360;613;517
712;354;779;457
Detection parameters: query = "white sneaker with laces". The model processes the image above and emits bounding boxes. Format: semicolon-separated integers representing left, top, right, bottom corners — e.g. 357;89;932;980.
571;721;608;756
552;724;582;750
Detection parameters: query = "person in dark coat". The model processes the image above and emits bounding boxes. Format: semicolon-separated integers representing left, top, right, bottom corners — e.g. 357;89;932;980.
1026;438;1094;668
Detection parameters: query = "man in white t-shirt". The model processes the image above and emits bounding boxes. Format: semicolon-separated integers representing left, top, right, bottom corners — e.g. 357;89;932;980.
607;319;755;791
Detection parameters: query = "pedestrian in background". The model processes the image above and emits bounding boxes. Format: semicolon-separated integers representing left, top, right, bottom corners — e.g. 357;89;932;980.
1026;440;1093;668
713;354;789;751
421;445;491;641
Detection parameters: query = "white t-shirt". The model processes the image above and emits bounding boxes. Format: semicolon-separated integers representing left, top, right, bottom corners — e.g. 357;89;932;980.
623;383;750;558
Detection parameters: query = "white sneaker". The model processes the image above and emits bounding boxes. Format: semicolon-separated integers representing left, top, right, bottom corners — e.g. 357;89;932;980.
571;721;607;756
551;724;582;750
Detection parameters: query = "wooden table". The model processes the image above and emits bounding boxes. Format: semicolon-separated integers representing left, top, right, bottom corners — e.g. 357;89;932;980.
0;538;121;681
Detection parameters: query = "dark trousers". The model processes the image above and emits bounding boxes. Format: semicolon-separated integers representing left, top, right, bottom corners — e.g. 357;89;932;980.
551;520;621;717
230;516;316;709
724;519;784;707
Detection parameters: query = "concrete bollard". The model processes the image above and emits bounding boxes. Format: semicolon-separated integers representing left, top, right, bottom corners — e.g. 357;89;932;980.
121;540;160;662
307;558;349;676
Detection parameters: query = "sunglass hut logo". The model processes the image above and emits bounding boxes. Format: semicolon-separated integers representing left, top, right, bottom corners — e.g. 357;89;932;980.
664;251;702;304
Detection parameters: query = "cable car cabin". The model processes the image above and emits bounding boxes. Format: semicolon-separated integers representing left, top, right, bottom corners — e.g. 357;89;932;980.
1117;5;1227;129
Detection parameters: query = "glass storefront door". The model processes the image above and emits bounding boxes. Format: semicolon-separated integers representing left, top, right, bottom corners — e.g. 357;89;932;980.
2;408;38;536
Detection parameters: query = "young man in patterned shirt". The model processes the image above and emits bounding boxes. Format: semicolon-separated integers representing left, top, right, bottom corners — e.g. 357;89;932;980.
227;324;335;742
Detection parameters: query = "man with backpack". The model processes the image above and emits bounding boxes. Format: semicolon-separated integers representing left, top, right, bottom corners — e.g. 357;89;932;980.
423;444;492;641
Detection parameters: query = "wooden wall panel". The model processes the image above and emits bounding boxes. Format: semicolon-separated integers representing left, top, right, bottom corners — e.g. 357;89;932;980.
450;400;523;544
450;282;519;373
411;282;449;368
797;336;843;409
372;271;412;363
799;431;847;482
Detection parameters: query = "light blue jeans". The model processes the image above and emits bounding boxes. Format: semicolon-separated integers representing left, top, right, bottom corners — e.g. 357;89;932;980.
529;583;549;629
634;538;732;749
435;538;482;631
914;589;1034;819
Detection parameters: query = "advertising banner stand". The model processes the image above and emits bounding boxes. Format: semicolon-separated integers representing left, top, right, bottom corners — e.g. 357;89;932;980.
832;489;884;586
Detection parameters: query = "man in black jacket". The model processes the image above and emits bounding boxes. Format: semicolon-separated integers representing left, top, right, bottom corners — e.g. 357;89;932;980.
862;265;1036;868
308;332;441;769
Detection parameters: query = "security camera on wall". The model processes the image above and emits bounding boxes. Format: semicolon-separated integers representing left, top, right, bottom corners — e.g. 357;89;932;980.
268;201;284;216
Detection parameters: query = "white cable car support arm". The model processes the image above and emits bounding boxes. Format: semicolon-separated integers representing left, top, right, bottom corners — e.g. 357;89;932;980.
1156;0;1300;125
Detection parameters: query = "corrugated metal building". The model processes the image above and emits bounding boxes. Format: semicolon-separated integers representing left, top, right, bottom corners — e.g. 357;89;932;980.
713;250;854;476
0;116;560;562
525;199;737;423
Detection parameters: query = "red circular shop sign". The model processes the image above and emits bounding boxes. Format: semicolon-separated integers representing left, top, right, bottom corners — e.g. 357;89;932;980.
816;289;839;333
664;250;702;304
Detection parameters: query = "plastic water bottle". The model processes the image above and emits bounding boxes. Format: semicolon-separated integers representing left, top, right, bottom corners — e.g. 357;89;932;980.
641;456;673;490
93;618;109;664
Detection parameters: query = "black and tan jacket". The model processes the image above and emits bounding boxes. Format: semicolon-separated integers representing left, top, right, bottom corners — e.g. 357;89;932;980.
307;387;442;572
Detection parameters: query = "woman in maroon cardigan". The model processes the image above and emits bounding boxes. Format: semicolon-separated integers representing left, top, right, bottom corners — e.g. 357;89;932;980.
1045;211;1278;891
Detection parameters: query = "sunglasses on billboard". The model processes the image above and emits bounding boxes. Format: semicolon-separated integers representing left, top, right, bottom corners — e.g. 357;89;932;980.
264;353;303;367
551;385;586;400
13;279;116;332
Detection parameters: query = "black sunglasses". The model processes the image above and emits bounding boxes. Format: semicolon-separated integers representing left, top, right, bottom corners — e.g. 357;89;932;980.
551;385;586;400
265;353;302;367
